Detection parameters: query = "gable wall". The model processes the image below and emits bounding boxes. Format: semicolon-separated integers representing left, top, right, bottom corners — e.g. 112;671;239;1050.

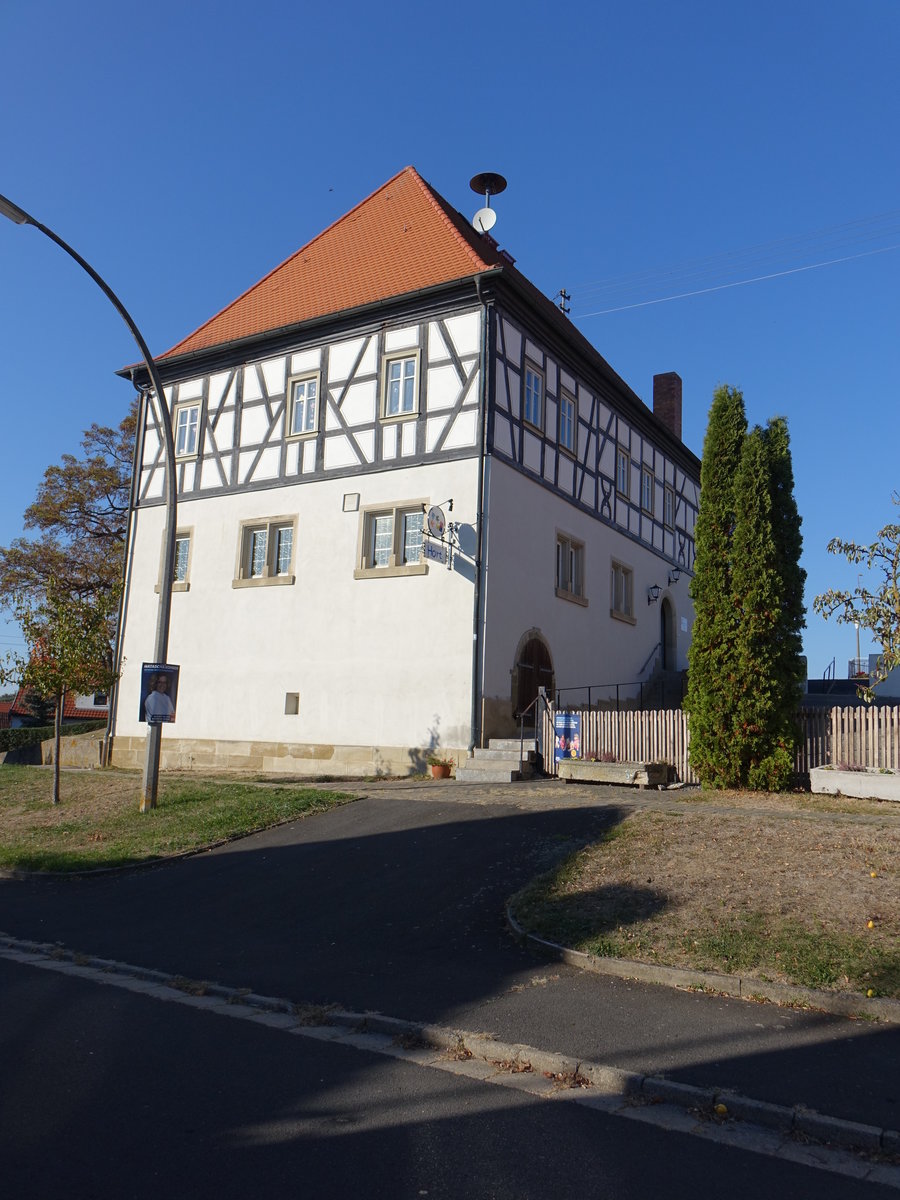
138;307;484;504
116;307;486;763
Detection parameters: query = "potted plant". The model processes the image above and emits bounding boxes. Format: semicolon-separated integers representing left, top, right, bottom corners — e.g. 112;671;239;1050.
427;753;454;780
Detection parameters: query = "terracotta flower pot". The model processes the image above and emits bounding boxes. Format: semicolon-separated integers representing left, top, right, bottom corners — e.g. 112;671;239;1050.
430;763;451;779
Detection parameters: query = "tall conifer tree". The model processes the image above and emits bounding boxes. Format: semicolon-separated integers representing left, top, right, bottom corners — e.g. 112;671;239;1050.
762;416;806;757
688;397;805;790
685;385;747;786
730;420;805;789
730;427;782;784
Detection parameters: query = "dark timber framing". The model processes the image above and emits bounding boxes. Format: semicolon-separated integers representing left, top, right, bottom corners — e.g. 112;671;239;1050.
125;270;700;572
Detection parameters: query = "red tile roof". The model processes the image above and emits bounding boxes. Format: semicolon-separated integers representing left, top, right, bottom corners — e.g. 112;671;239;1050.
63;693;109;721
160;167;505;361
8;688;108;723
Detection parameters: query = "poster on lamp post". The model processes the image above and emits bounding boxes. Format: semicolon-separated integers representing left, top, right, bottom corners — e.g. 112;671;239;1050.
554;712;581;761
139;663;180;724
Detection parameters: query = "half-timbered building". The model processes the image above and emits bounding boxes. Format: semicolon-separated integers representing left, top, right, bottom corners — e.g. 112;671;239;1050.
110;167;701;775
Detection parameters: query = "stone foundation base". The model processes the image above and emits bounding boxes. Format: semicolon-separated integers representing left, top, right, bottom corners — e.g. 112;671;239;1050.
108;735;463;779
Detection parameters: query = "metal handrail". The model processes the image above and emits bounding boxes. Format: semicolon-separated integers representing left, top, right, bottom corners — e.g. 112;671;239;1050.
638;641;662;678
518;688;553;773
555;680;645;713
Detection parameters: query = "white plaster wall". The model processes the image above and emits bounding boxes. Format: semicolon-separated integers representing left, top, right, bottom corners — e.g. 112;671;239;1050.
479;460;694;705
426;364;462;410
116;458;481;752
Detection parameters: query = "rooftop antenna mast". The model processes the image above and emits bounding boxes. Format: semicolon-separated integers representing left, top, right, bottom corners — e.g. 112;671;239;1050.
469;172;508;234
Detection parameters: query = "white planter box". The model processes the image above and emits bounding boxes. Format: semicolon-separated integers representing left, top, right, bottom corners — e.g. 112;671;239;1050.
809;766;900;802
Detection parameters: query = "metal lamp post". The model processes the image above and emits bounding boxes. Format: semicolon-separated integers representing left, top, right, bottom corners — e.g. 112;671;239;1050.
0;191;176;810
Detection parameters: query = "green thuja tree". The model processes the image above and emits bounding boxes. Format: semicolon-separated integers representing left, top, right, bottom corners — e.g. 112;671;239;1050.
762;416;806;766
730;422;805;790
685;385;748;787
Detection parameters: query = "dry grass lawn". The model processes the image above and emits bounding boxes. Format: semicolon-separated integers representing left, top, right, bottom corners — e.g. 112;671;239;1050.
512;790;900;998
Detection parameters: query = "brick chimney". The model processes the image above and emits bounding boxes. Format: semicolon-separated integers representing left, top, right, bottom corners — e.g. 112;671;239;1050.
653;372;682;441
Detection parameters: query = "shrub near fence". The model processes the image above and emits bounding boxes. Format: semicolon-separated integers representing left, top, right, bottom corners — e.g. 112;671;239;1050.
540;705;900;784
0;720;106;754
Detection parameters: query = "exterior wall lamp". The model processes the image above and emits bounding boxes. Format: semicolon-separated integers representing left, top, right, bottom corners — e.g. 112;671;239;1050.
668;568;682;585
647;584;662;605
0;190;177;812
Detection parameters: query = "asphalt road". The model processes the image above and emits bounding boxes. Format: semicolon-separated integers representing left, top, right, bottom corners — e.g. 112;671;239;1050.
2;783;899;1195
1;958;894;1200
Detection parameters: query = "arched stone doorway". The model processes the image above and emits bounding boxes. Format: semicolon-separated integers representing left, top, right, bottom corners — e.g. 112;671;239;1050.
660;598;676;671
512;630;554;720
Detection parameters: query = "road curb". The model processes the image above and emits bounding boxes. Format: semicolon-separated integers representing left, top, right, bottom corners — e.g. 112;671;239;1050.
3;931;898;1168
505;905;900;1025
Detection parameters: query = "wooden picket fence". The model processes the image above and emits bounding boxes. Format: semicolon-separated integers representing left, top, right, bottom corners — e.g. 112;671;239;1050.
539;704;900;784
828;705;900;770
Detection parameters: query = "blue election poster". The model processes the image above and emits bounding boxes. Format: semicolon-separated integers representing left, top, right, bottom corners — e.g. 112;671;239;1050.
554;712;581;761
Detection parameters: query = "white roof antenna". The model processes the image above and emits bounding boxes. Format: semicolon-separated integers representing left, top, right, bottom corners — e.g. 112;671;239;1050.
470;172;507;234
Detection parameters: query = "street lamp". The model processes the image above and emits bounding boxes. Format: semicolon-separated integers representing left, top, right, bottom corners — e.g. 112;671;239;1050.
0;191;176;810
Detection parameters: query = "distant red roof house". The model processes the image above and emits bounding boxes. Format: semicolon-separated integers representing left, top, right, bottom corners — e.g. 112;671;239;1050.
0;698;12;730
7;688;109;726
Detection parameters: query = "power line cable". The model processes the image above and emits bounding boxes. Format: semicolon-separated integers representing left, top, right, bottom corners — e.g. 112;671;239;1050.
574;243;900;318
569;210;900;310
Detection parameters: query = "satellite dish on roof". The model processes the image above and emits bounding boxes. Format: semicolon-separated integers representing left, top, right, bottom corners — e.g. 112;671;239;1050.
469;171;507;234
472;206;497;234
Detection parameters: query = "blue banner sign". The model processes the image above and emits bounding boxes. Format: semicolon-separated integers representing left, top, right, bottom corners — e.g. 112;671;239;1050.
554;712;581;761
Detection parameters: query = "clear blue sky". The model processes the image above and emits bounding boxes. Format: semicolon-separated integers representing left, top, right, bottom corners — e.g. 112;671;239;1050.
1;0;897;680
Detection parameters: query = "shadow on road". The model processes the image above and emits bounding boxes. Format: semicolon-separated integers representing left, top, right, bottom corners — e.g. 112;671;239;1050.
2;789;899;1134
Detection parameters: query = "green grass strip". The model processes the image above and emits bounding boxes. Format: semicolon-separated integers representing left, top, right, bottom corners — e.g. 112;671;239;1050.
0;771;353;872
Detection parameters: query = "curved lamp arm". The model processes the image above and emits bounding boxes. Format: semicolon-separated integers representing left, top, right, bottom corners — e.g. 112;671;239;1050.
0;191;176;809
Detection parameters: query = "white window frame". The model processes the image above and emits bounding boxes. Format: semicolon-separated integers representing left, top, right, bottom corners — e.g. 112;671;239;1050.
611;559;636;624
354;500;428;579
174;402;201;459
523;362;543;430
616;447;629;496
287;371;321;438
382;350;420;419
155;527;193;593
664;485;675;529
559;391;576;454
642;467;655;514
233;515;297;588
555;532;587;606
174;533;191;586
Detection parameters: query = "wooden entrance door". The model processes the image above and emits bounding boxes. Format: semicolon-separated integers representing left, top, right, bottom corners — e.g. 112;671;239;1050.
516;638;554;718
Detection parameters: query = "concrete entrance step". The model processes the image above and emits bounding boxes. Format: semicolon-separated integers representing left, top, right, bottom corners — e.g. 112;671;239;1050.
467;747;539;764
453;765;524;784
454;737;540;784
488;737;538;752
